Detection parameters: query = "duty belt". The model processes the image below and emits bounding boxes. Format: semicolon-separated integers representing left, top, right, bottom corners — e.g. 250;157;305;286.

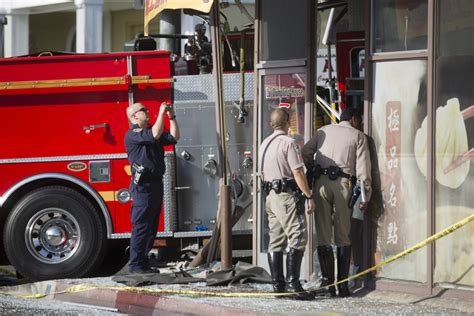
315;165;356;184
262;178;298;194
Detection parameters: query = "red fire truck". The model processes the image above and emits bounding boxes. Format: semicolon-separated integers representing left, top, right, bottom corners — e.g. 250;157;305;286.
0;51;177;280
0;41;256;280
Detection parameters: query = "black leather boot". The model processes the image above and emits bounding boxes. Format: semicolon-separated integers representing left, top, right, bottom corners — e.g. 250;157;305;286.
337;246;352;297
285;248;314;300
267;252;285;294
314;246;336;297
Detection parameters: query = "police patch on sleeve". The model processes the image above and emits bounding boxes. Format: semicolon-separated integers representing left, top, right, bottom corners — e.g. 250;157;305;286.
292;143;302;156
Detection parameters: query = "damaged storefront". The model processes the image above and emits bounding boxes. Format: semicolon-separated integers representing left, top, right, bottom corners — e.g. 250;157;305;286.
252;0;473;299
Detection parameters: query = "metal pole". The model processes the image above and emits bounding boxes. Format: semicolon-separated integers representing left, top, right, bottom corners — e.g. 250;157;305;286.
251;0;261;266
0;11;6;58
323;8;335;105
210;2;232;269
327;43;334;105
210;3;227;182
305;0;317;279
159;9;181;54
220;185;232;269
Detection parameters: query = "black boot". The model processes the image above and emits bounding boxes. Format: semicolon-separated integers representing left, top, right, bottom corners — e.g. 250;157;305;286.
267;252;285;294
337;246;352;297
285;248;314;300
315;246;336;297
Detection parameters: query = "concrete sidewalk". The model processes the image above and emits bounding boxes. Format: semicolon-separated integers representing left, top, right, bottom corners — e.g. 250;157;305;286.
2;276;474;315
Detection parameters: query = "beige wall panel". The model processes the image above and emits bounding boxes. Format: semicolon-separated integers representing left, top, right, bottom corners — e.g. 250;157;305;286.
30;12;75;53
111;9;159;52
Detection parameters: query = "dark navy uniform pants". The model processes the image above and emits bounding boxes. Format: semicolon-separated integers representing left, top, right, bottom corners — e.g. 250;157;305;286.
129;179;163;271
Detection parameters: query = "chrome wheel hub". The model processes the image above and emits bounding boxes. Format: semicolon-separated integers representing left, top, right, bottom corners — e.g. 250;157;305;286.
25;208;80;264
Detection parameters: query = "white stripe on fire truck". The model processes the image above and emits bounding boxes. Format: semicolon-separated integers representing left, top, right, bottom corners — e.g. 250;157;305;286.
0;153;128;164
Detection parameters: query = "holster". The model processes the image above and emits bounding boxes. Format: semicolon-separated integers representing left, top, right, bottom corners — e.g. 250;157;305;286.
262;181;272;194
272;179;282;193
293;190;306;215
348;182;361;208
313;164;322;180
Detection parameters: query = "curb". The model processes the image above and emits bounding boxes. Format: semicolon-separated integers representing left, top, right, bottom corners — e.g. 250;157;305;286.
2;279;472;315
4;280;270;315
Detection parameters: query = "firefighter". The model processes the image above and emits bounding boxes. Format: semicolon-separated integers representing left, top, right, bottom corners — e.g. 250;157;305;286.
124;101;180;274
260;107;315;300
302;107;371;297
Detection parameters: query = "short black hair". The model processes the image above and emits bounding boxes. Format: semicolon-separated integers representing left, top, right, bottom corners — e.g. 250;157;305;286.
340;107;361;122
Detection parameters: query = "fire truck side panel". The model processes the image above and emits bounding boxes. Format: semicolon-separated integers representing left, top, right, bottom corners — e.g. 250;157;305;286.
0;162;115;228
110;153;176;235
0;52;172;159
0;52;174;278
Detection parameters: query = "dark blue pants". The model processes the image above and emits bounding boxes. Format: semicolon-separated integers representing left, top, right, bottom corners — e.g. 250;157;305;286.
129;179;163;271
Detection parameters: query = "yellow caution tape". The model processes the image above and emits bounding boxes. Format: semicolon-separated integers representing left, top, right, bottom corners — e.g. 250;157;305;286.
321;213;474;292
1;213;473;299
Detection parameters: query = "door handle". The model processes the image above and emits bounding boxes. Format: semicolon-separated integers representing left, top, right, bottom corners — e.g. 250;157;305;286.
83;123;109;134
174;186;191;191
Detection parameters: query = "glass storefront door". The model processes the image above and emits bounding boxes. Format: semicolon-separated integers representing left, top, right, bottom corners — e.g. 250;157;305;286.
255;68;308;271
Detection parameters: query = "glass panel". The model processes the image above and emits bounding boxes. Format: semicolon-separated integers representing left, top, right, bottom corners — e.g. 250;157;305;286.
260;0;307;61
259;72;306;252
434;1;474;290
373;0;427;53
372;60;427;283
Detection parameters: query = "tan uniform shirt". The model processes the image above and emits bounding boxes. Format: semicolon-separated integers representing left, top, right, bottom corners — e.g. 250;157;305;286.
302;121;372;200
259;130;305;181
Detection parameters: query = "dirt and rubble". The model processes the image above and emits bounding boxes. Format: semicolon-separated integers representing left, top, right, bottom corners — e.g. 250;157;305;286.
1;262;473;315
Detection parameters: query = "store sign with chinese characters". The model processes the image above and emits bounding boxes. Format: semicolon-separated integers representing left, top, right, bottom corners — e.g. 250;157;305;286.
384;101;403;254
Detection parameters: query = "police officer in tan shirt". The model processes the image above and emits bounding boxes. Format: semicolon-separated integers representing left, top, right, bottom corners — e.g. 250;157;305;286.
302;107;371;297
259;107;315;300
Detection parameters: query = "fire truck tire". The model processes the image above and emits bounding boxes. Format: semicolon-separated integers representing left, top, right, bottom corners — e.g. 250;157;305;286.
93;240;129;276
3;186;106;281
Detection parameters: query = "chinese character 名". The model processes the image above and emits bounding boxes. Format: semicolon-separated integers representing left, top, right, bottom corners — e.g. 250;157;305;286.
387;108;400;132
387;222;398;244
387;145;399;170
387;182;397;208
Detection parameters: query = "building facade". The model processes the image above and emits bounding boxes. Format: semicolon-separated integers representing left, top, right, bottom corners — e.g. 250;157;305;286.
252;0;473;300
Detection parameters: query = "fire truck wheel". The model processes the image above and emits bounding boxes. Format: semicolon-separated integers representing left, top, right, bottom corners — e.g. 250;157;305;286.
3;186;106;281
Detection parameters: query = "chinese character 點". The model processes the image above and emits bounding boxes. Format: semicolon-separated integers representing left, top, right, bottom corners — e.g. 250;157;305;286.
387;222;399;244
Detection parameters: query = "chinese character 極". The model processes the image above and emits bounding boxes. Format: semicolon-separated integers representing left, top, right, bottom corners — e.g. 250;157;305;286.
387;108;400;132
